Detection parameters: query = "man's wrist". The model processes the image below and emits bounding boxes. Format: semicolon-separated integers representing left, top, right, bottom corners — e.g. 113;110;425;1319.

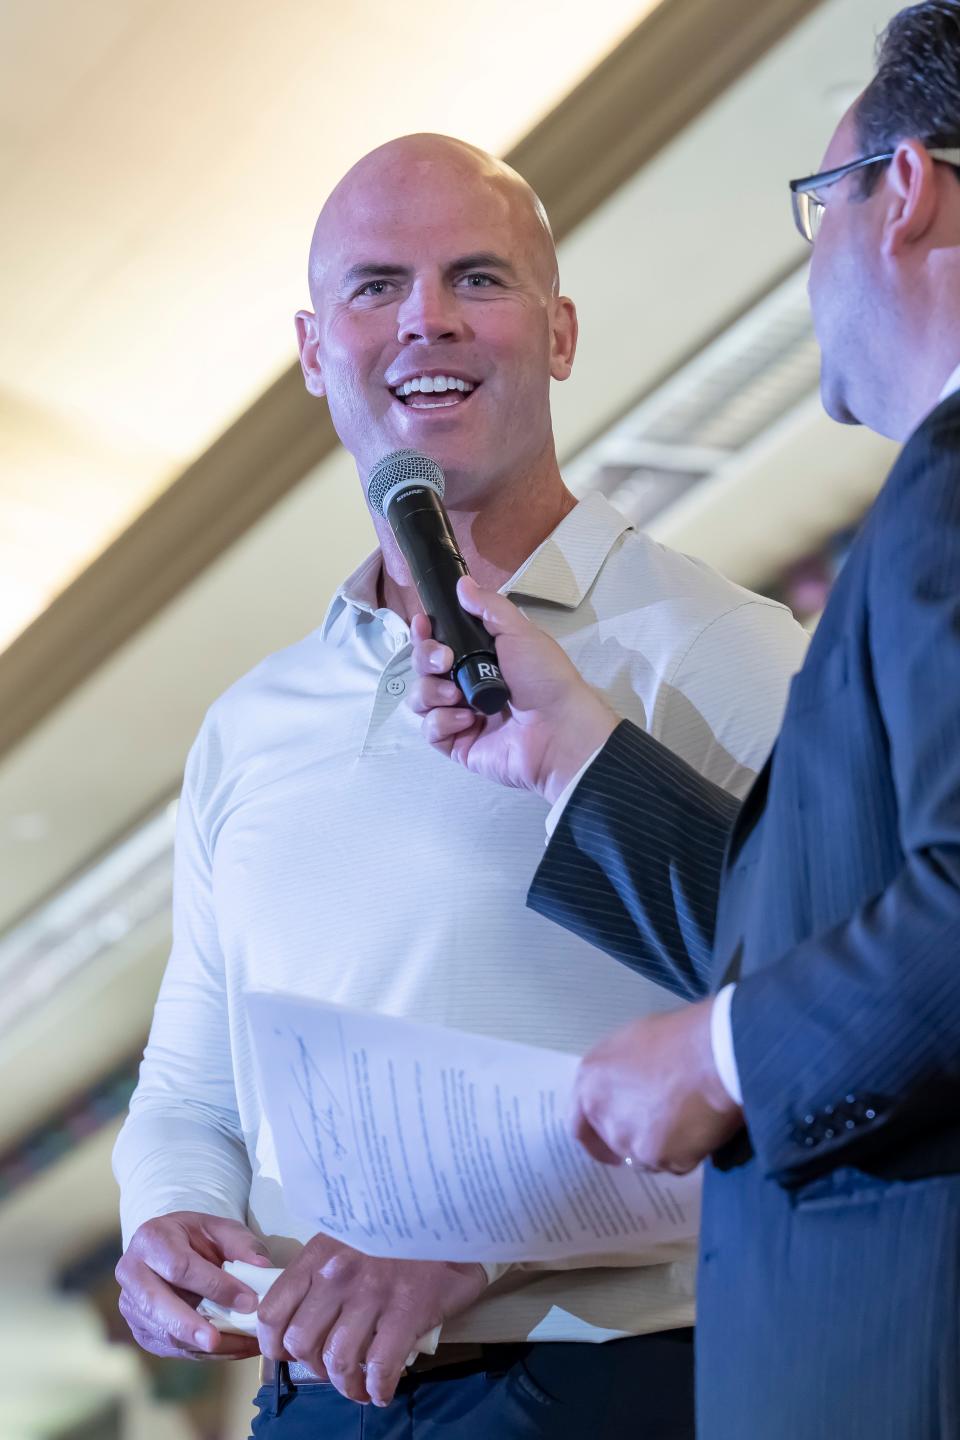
542;698;619;805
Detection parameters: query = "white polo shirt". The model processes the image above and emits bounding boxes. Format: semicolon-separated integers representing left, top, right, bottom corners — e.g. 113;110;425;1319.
114;492;808;1343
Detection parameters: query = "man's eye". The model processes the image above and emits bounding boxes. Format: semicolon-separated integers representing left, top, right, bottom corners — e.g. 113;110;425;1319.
356;280;393;298
459;273;497;288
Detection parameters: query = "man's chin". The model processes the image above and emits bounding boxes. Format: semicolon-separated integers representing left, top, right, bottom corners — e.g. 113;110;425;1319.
820;373;862;428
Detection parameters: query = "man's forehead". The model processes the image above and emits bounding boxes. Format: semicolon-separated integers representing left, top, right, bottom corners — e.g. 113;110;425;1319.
308;138;556;294
318;177;517;262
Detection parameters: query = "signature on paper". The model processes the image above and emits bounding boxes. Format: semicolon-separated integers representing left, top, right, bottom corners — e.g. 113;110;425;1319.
280;1029;376;1239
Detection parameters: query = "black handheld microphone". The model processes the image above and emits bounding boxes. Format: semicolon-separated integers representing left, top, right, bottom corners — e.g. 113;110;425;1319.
367;449;511;716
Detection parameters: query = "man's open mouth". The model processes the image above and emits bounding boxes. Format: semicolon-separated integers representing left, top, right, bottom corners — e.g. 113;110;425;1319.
390;374;479;410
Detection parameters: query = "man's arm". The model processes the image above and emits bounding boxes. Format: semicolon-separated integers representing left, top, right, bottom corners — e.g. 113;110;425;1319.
528;720;739;1000
532;595;806;998
732;437;960;1185
113;724;272;1358
113;728;253;1242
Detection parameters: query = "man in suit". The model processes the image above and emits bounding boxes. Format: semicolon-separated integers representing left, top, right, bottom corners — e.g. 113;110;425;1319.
410;4;960;1434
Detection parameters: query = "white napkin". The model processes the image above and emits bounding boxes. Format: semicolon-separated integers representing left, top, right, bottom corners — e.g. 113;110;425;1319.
197;1260;440;1366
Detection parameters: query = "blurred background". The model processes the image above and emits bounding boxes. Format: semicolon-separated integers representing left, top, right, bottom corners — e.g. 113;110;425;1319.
0;0;903;1435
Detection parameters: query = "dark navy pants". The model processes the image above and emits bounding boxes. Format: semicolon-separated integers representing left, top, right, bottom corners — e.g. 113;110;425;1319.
250;1331;694;1438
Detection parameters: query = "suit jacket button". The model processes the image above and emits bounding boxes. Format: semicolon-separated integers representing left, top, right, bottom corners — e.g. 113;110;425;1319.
803;1136;817;1147
823;1127;836;1140
844;1094;857;1106
865;1108;877;1121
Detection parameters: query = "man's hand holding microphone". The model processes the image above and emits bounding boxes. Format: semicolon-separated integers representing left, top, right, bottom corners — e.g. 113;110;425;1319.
409;576;743;1177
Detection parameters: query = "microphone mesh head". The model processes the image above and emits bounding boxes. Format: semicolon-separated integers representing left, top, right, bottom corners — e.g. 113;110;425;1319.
366;450;445;517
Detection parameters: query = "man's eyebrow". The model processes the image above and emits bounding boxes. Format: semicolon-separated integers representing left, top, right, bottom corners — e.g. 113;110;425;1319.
449;252;517;277
339;262;411;290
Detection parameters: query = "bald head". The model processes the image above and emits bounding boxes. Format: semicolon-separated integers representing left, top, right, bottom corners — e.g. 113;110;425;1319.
294;131;578;496
307;133;559;304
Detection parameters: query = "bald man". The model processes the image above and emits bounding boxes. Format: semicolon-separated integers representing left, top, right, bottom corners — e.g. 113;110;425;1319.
113;135;808;1438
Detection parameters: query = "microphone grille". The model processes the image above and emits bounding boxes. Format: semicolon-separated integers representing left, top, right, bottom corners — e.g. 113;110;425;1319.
367;450;445;517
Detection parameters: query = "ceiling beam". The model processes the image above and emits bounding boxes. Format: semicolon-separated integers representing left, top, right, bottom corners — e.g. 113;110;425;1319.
0;0;825;760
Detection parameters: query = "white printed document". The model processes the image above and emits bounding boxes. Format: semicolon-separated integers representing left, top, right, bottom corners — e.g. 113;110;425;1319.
246;991;701;1265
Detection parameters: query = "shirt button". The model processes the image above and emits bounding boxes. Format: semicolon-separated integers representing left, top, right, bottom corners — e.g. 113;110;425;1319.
386;677;406;697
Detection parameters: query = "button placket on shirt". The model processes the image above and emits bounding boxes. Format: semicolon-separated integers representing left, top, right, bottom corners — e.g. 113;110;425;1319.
359;624;413;755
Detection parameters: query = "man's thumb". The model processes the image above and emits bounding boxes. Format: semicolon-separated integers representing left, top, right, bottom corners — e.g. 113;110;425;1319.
212;1218;272;1266
457;576;521;637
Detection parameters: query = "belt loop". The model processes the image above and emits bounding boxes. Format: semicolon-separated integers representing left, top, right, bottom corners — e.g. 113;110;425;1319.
274;1360;292;1415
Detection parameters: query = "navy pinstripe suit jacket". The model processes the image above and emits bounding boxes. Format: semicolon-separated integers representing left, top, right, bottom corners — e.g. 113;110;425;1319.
528;391;960;1439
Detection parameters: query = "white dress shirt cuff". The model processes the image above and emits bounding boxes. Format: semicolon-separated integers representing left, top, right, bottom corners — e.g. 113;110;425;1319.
544;747;605;841
710;983;743;1106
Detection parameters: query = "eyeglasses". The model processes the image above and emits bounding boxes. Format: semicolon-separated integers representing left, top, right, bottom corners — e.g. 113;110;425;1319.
789;147;960;244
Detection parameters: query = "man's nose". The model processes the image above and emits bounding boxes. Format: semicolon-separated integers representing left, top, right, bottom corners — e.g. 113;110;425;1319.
396;281;464;345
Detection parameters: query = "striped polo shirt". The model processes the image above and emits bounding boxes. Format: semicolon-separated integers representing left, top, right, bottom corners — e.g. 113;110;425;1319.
114;492;808;1343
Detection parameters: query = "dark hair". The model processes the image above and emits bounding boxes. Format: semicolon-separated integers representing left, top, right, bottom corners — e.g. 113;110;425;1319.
856;2;960;191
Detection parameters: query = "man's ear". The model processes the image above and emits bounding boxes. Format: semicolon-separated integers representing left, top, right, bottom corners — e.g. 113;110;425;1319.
882;138;939;258
549;296;578;382
294;310;326;398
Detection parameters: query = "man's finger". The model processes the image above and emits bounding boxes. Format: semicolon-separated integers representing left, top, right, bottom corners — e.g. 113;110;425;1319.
410;631;454;678
200;1332;263;1359
257;1264;312;1361
322;1309;380;1403
127;1309;260;1361
142;1242;259;1315
422;708;477;746
119;1264;222;1352
364;1322;416;1407
408;676;463;717
571;1103;624;1167
201;1216;274;1270
456;576;525;638
278;1291;343;1373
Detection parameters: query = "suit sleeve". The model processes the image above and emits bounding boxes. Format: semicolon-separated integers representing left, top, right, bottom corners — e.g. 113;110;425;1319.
732;432;960;1183
528;719;741;1000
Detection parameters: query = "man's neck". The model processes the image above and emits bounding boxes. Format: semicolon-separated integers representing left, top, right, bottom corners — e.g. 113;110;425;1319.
373;466;577;622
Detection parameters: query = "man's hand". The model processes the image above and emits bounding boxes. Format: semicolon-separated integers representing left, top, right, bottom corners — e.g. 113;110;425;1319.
257;1235;487;1407
116;1211;273;1360
573;1000;743;1174
409;576;618;803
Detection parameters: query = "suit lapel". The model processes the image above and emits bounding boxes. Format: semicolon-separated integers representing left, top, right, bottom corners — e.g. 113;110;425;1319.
726;746;774;868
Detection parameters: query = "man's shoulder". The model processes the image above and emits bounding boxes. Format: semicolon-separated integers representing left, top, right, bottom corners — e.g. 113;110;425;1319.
887;390;960;494
594;525;798;646
855;391;960;565
581;528;805;792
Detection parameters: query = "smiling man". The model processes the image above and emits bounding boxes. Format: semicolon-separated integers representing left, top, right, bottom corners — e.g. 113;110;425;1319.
112;134;807;1439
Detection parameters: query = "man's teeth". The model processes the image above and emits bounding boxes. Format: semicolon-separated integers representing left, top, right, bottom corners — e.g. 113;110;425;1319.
393;376;476;398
